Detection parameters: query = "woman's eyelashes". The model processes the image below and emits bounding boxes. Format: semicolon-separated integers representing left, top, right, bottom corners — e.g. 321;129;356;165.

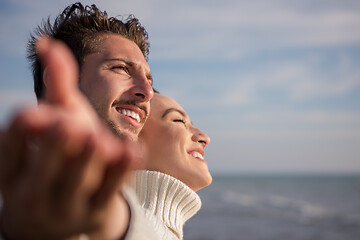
173;119;186;126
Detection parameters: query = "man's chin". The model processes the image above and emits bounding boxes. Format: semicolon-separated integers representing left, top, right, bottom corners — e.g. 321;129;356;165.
117;129;138;142
108;123;139;142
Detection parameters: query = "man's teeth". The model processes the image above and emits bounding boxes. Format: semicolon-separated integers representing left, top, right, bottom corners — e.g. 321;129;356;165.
191;152;204;160
119;109;140;123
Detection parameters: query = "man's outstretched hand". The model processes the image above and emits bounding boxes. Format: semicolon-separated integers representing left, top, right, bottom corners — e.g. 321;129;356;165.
0;38;135;240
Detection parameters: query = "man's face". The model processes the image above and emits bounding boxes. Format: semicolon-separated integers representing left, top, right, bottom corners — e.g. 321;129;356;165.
79;34;153;140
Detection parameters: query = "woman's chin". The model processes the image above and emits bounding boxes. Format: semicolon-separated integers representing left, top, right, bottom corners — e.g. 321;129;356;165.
191;173;213;192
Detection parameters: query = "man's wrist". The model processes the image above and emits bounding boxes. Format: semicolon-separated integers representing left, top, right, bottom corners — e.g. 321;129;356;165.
87;194;130;240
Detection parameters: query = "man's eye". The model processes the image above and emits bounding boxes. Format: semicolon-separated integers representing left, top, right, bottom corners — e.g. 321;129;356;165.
112;65;128;73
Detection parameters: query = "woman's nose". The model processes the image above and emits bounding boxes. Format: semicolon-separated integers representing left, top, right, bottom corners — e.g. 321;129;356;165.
191;127;210;147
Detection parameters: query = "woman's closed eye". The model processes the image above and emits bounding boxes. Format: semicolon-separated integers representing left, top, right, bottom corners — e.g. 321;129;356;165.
173;119;186;125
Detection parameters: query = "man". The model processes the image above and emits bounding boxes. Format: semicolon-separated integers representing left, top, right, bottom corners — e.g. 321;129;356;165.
0;3;158;239
28;2;153;141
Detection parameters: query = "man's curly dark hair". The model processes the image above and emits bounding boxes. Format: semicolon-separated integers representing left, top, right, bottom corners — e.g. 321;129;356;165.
27;2;150;99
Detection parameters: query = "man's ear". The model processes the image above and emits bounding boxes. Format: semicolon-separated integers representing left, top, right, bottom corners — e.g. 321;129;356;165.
42;67;49;91
40;67;49;103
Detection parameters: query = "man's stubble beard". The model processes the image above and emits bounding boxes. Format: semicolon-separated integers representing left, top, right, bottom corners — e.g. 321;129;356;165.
105;119;138;142
91;104;139;142
85;96;147;142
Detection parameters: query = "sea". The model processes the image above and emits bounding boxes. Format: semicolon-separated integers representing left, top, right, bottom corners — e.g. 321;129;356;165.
184;175;360;240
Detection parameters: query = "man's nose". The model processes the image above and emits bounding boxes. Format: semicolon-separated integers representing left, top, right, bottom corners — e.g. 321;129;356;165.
130;73;154;102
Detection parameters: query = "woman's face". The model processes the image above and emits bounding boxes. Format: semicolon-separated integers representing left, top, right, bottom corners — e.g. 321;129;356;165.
139;94;212;191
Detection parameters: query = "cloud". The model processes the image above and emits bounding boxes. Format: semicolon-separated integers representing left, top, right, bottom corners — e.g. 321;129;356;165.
2;0;360;61
220;110;360;132
220;52;360;105
142;0;360;61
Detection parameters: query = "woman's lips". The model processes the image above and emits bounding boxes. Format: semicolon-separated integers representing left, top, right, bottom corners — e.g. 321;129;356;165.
188;150;205;160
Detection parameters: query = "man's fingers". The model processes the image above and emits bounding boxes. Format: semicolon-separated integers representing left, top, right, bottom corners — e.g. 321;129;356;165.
28;121;71;200
54;134;97;205
0;121;27;190
0;107;54;189
36;37;79;107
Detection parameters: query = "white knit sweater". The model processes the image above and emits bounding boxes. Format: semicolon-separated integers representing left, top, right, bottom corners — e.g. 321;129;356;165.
131;170;202;240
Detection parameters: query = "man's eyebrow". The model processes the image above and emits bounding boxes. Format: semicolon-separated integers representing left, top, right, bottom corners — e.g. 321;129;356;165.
105;58;134;66
161;108;186;119
105;58;153;85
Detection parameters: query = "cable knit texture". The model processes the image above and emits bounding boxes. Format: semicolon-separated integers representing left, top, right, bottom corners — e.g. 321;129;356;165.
132;170;202;240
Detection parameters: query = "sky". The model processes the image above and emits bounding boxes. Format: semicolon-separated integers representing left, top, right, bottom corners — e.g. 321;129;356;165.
0;0;360;175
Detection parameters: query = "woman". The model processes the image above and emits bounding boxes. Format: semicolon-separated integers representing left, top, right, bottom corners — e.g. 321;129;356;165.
67;93;211;240
131;93;212;240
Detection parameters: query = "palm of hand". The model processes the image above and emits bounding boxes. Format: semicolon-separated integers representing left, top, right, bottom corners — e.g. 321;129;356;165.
0;38;134;240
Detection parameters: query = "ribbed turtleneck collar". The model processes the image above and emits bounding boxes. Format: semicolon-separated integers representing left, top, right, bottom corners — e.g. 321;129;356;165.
131;170;202;239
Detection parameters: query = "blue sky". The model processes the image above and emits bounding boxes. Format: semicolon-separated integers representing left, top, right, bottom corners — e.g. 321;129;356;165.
1;0;360;174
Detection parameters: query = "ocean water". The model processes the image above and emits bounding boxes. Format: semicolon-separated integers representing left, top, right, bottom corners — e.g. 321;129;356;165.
184;175;360;240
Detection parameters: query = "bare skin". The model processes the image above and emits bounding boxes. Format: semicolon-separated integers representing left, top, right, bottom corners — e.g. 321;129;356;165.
0;38;136;240
139;94;212;192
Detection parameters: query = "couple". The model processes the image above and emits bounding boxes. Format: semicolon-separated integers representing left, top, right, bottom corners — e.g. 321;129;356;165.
0;2;211;240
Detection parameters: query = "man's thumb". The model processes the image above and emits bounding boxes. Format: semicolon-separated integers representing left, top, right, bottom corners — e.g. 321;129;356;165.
36;37;79;107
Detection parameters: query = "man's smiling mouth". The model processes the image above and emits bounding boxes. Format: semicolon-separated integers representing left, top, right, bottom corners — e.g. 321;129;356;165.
117;108;141;123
